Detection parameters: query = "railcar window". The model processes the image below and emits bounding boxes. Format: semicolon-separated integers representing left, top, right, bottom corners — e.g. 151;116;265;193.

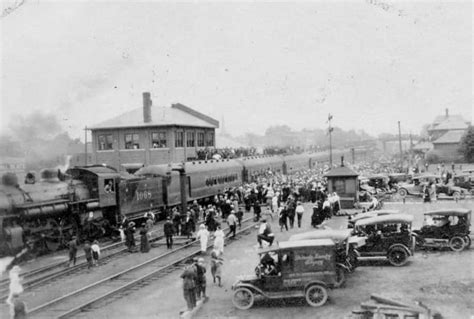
151;132;167;148
197;132;205;147
186;131;195;147
206;132;214;147
125;133;140;149
175;131;184;148
98;134;113;150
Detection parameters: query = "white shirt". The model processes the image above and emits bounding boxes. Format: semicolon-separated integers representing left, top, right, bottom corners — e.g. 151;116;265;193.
296;205;304;214
259;223;266;234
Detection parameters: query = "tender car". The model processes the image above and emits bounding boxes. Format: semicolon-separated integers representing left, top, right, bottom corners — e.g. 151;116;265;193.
348;210;401;229
289;229;365;287
397;174;440;198
413;209;471;252
353;214;415;266
231;239;340;310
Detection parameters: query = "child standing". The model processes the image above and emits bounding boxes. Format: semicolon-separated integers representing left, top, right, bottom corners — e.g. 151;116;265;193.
91;240;101;266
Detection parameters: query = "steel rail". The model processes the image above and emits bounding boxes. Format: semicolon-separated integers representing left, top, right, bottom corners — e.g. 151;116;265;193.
26;216;256;318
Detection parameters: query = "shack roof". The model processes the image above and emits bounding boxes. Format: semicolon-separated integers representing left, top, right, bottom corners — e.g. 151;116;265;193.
324;166;359;177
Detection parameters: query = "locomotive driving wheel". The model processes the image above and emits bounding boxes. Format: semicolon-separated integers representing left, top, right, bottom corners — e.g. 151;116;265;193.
42;218;63;252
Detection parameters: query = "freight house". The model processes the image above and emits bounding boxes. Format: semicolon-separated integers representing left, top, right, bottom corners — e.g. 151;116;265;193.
88;92;219;172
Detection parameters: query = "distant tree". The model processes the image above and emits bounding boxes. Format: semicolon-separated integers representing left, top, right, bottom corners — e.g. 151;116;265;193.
459;125;474;163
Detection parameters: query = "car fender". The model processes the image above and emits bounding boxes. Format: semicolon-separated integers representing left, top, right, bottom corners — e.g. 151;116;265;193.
233;283;266;296
336;262;351;272
388;243;412;256
304;280;328;292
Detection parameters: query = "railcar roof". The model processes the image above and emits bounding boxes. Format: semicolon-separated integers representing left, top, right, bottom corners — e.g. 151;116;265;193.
424;208;471;217
355;213;413;226
289;229;352;242
260;239;335;253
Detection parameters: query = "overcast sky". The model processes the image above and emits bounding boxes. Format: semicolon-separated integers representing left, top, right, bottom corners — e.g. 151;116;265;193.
1;0;472;141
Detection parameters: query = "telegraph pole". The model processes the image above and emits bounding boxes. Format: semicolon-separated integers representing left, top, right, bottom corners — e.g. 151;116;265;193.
398;121;403;171
328;114;334;167
84;126;88;166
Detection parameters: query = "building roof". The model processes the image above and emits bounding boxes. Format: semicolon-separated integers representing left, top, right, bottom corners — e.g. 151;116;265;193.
412;141;433;151
432;130;465;144
89;103;219;130
429;116;469;131
324;166;359;177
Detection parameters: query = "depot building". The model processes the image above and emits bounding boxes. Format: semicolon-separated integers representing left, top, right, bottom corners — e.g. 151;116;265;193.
88;92;219;172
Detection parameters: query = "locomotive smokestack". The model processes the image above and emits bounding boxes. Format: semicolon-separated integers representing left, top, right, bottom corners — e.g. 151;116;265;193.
341;156;344;167
143;92;152;123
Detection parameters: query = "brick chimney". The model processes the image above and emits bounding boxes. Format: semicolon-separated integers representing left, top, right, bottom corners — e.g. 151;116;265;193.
445;108;449;118
143;92;152;123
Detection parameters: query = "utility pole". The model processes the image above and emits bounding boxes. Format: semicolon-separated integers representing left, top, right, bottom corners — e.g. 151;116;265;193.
328;114;334;167
84;126;88;166
398;121;403;171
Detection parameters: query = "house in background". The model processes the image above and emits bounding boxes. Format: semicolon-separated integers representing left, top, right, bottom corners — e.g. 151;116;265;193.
422;109;470;162
88;92;219;172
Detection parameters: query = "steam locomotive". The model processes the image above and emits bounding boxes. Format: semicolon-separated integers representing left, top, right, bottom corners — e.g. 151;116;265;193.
0;150;352;256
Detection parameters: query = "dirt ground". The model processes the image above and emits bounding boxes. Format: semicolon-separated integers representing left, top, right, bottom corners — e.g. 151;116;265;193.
2;200;472;319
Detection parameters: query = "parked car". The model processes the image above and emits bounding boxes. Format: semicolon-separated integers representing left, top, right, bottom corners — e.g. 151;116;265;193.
413;208;471;251
451;174;474;194
348;210;401;229
353;214;415;266
231;239;340;310
397;174;439;198
435;183;468;199
289;229;365;287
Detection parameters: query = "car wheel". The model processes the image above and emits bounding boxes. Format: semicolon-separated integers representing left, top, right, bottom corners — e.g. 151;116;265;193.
463;236;471;249
305;284;328;307
232;287;254;310
398;188;407;198
448;236;466;252
334;266;346;288
387;246;409;266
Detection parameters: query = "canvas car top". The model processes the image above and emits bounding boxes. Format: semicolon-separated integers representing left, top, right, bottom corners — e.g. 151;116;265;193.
260;239;335;254
354;213;414;227
424;208;471;217
351;210;400;223
289;229;352;243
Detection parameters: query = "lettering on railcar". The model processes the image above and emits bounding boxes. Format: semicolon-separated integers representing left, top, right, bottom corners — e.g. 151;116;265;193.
205;173;239;186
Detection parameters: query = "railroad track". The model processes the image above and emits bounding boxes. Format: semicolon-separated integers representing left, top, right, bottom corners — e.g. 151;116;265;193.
0;226;173;300
27;216;256;319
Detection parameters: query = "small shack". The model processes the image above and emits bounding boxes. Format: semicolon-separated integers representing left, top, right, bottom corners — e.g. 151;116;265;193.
324;158;359;209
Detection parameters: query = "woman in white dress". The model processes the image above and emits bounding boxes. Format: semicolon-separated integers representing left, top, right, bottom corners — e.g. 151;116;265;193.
213;224;225;254
196;224;210;254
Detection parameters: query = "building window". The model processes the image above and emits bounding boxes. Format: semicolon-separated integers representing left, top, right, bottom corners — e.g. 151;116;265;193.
175;131;184;147
98;134;113;150
197;132;205;147
186;131;195;147
206;132;214;147
151;132;167;148
125;133;140;149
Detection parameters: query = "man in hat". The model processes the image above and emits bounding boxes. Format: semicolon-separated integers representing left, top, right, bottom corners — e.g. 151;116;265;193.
257;218;275;248
295;201;304;228
226;211;237;238
125;222;136;252
195;257;207;300
163;216;175;249
180;259;197;311
67;235;78;267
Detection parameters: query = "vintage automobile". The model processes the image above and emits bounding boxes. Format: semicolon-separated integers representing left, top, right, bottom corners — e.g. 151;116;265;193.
366;174;394;194
289;229;364;287
348;210;401;229
388;173;410;190
397;174;439;198
451;174;474;194
412;208;471;252
231;239;340;310
353;214;415;266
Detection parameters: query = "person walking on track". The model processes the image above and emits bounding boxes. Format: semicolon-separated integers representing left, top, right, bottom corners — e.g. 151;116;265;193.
196;224;210;254
67;236;78;267
295;201;304;228
180;259;197;311
226;211;238;238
